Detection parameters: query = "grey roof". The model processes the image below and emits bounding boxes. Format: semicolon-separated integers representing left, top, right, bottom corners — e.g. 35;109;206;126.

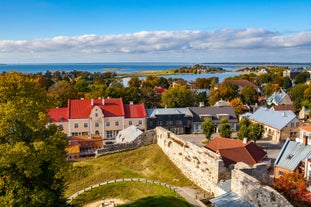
115;125;143;143
248;107;296;130
210;192;254;207
275;139;311;171
189;106;237;123
146;108;193;118
266;88;289;105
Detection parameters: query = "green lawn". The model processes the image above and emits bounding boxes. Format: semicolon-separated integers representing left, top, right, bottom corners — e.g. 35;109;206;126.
66;145;194;197
70;182;191;207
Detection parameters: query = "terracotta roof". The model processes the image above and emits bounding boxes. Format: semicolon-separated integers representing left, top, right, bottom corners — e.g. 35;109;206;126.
300;125;311;132
273;105;295;112
66;141;80;154
222;79;259;90
205;137;266;166
124;103;147;118
69;98;125;118
48;107;68;122
70;135;103;148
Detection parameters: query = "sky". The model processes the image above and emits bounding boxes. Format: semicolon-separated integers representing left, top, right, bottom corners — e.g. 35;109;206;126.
0;0;310;63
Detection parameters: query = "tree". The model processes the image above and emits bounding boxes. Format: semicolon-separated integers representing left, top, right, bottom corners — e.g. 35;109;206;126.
229;97;243;115
274;170;310;206
290;84;307;111
128;77;141;88
248;123;264;143
282;77;292;90
202;118;214;139
237;118;251;140
240;86;258;105
0;72;68;206
219;118;232;138
48;80;78;107
294;72;310;84
161;85;195;108
217;83;239;101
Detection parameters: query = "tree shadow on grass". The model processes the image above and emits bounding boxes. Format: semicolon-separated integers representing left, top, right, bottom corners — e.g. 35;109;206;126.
118;196;191;207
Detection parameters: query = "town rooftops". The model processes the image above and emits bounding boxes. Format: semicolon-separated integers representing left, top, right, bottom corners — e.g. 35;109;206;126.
124;103;146;118
205;137;267;166
146;108;193;118
115;125;143;143
248;107;296;130
222;79;259;91
48;107;68;122
272;105;295;113
189;106;237;123
275;139;311;171
266;88;290;106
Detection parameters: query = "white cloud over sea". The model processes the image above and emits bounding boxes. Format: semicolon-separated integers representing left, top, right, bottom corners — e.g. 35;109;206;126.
1;28;311;63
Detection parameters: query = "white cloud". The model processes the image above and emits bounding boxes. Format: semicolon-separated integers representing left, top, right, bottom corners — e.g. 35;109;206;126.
0;28;310;63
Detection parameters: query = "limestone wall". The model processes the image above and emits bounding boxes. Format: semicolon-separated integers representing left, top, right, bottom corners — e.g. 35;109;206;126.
155;127;229;195
95;130;156;157
232;163;293;207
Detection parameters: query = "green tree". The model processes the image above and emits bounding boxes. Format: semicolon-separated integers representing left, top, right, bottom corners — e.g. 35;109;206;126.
48;80;78;107
237;118;251;140
219;118;232;138
290;83;307;111
282;77;292;90
294;72;310;84
248;123;264;143
202;118;215;139
240;85;258;105
218;83;239;101
128;77;141;88
161;85;195;108
0;72;68;207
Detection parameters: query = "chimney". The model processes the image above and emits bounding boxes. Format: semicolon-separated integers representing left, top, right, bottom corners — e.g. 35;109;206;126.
130;101;133;105
303;136;308;145
282;112;286;117
91;99;94;106
199;102;204;107
243;137;248;144
102;98;105;105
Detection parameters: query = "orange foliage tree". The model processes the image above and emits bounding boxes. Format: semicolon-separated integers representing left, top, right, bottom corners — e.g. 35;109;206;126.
274;170;310;206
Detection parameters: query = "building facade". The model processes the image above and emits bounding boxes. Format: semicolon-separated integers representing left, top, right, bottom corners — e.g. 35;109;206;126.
48;98;147;140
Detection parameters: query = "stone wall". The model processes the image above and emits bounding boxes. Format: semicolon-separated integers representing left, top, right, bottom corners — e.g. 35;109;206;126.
155;127;230;196
95;130;156;157
232;163;293;207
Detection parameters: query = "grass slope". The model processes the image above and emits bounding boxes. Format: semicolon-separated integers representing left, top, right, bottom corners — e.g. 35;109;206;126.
70;182;190;207
66;145;194;197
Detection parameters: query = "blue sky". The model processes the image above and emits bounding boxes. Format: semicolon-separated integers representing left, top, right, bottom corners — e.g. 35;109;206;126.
0;0;310;63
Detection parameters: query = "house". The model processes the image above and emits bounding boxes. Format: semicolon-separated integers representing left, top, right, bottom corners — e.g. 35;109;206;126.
283;68;307;79
274;138;311;179
48;98;147;140
221;79;260;93
146;108;193;134
205;137;267;167
266;88;293;106
115;125;143;143
299;106;310;120
296;125;311;145
271;105;295;113
248;107;301;142
189;106;238;133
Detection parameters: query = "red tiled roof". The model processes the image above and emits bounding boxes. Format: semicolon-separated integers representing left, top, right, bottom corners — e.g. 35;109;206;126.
300;125;311;132
205;137;266;166
156;87;166;93
48;107;68;122
222;79;259;90
124;103;147;118
70;135;103;148
69;98;125;118
273;105;296;112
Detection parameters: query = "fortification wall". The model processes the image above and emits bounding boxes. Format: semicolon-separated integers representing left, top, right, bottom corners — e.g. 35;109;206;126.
95;130;156;157
155;127;230;195
232;163;293;207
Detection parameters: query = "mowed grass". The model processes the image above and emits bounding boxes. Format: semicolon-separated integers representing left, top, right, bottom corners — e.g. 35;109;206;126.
66;144;194;197
70;182;191;207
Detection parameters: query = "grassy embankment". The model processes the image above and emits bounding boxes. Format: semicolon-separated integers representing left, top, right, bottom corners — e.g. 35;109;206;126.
66;144;203;206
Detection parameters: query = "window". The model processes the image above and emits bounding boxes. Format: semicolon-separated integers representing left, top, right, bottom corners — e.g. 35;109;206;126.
167;120;174;126
157;121;163;126
115;121;119;126
74;123;78;128
82;132;88;135
107;131;113;138
95;113;98;117
95;122;99;128
84;123;88;128
296;122;300;127
71;132;78;136
138;120;142;125
129;121;133;125
175;120;182;125
106;122;110;127
290;122;294;128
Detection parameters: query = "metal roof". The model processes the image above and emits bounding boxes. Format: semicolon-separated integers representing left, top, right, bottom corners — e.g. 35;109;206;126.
275;139;311;171
210;192;254;207
115;125;143;144
146;108;193;118
189;106;237;123
248;107;296;130
266;88;288;105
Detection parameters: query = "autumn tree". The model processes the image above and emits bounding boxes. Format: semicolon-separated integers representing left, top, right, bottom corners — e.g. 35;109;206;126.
240;85;258;105
229;97;243;115
290;83;308;110
0;72;68;207
161;85;195;108
202;118;215;140
274;170;310;206
282;77;292;90
219;118;232;138
48;80;78;107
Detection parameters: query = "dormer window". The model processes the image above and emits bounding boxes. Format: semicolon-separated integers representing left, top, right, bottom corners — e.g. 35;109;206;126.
95;113;98;117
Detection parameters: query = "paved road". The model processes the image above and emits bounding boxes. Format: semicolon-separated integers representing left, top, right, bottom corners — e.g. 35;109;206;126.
67;178;207;207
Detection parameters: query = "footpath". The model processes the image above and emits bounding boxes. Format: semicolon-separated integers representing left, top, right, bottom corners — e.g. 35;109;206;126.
67;178;207;207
